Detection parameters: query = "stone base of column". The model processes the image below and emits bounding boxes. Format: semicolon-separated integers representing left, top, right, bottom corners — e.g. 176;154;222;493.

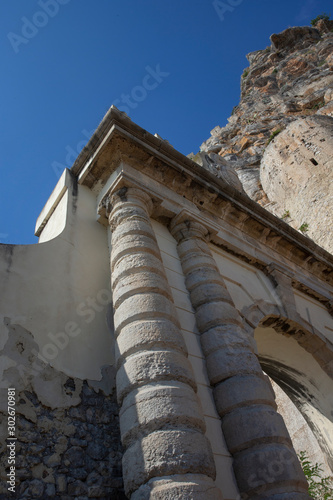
131;474;223;500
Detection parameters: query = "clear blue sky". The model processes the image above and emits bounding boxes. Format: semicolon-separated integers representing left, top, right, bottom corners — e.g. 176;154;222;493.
1;0;331;244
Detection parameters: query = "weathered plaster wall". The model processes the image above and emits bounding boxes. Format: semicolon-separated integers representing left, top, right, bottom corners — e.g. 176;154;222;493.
38;190;69;243
0;169;126;498
0;355;124;498
1;170;113;379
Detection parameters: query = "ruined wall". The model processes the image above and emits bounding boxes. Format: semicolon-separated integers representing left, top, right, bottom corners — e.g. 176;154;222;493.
0;352;124;499
0;170;126;498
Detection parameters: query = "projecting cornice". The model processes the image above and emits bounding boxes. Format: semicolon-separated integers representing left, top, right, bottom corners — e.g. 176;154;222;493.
70;106;333;287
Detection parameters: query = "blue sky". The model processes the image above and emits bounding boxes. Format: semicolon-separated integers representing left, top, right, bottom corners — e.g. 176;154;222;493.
1;0;331;244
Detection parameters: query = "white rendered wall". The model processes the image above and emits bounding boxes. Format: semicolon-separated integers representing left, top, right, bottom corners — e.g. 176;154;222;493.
211;246;280;311
294;290;333;344
38;191;68;243
0;177;113;385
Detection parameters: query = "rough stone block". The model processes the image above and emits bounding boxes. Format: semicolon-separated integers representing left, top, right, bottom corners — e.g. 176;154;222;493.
119;382;205;447
112;219;156;242
222;405;291;454
114;293;179;334
111;233;161;268
207;348;262;385
176;236;211;257
112;253;164;286
190;283;232;308
185;267;226;292
111;204;150;228
214;375;276;416
195;301;242;332
180;254;218;275
131;473;223;499
116;319;187;359
116;349;196;403
122;430;216;496
112;271;172;309
233;443;308;497
201;325;253;356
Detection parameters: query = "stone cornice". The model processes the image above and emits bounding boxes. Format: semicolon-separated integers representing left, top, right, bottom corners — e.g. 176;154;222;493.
70;106;333;287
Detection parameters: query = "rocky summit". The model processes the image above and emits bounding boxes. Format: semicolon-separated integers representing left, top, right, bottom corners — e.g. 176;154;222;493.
195;19;333;253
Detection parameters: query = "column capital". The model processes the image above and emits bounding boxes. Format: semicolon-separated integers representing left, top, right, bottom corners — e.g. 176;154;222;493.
108;186;153;213
170;211;210;243
106;186;153;229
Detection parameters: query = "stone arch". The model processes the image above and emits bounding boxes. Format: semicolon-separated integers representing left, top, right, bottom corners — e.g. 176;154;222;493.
241;300;333;471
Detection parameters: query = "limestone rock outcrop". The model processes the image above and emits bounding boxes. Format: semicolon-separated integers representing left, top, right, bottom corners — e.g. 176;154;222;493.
198;21;333;253
261;115;333;253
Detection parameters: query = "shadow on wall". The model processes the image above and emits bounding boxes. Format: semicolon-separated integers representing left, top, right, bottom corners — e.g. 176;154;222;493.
269;378;332;477
255;317;333;473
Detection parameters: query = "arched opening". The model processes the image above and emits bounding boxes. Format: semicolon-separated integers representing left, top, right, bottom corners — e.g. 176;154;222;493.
255;320;333;472
269;379;331;476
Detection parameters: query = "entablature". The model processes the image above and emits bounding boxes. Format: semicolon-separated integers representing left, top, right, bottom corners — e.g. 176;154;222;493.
71;106;333;305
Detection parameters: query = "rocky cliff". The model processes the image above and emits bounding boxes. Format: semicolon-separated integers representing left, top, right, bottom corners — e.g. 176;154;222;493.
195;18;333;254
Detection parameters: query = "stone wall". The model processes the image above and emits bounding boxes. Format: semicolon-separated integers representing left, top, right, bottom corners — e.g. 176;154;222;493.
0;381;124;499
0;323;125;499
0;171;125;499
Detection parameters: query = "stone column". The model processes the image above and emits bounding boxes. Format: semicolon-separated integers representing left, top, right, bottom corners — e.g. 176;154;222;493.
170;215;309;500
108;187;222;499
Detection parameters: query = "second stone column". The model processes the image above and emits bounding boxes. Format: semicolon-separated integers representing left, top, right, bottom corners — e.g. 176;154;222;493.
108;187;221;499
170;214;309;500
